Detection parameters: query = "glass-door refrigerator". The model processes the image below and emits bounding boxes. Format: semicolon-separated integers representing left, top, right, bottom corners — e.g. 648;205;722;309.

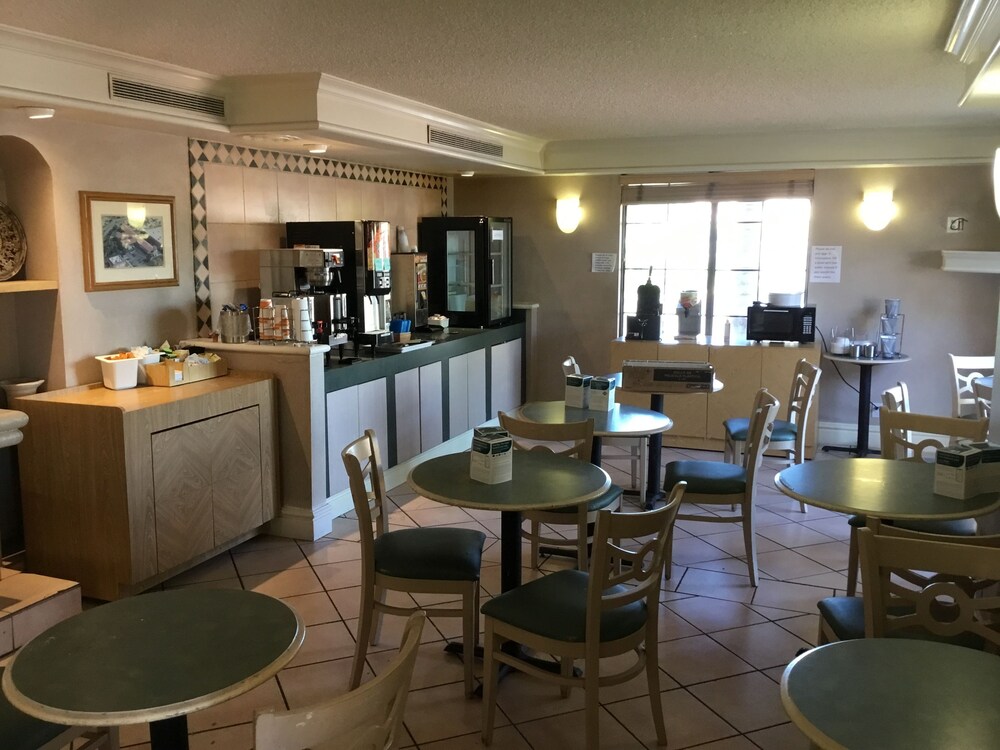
418;216;512;328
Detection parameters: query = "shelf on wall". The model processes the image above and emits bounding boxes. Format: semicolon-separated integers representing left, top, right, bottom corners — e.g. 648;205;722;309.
940;251;1000;273
0;280;58;294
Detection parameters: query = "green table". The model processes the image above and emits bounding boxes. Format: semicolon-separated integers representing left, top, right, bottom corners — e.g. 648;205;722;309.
2;588;304;750
781;639;1000;749
774;459;1000;520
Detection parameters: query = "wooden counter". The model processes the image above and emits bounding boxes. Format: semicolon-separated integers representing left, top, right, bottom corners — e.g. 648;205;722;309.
12;373;277;600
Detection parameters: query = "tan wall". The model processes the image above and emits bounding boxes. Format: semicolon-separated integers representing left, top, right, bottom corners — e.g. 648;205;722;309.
456;165;1000;421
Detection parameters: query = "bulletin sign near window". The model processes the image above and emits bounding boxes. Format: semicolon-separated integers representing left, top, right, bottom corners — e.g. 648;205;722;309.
619;170;814;339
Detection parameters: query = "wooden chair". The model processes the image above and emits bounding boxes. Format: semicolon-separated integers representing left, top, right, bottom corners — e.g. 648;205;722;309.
255;611;425;750
973;378;992;419
342;429;485;696
880;381;912;456
843;409;989;596
948;353;994;418
481;484;685;750
723;358;819;513
817;524;1000;651
664;388;779;585
563;355;646;506
498;411;623;570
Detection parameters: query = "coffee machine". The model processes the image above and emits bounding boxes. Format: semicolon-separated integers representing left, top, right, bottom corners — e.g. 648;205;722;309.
286;221;393;351
258;248;345;343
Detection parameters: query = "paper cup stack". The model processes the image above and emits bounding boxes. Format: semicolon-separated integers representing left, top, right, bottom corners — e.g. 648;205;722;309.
290;297;314;342
257;299;276;341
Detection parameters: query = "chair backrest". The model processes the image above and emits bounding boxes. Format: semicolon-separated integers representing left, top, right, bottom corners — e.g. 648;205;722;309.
498;411;594;462
585;481;685;641
948;354;994;418
858;525;1000;650
878;408;988;462
785;358;820;428
255;611;426;750
973;378;992;420
742;388;780;483
880;381;912;455
562;355;581;376
342;429;390;552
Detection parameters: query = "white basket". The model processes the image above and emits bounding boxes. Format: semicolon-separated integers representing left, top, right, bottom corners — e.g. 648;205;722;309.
95;355;138;390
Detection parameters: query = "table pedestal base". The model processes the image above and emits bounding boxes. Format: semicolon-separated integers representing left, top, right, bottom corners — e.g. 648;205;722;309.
644;394;667;509
150;715;189;750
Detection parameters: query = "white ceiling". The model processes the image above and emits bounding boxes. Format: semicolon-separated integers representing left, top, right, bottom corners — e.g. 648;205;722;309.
1;0;996;172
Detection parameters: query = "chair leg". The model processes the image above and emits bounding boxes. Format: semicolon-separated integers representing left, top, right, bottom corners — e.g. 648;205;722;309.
370;586;386;645
560;656;573;698
816;616;833;646
638;437;648;509
645;636;667;746
664;524;675;581
530;518;541;569
577;511;589;571
482;620;499;746
584;653;601;750
846;526;859;597
351;588;375;689
742;501;759;586
791;448;807;513
463;581;477;696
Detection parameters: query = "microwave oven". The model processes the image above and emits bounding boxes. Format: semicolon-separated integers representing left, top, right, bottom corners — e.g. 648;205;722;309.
746;302;816;343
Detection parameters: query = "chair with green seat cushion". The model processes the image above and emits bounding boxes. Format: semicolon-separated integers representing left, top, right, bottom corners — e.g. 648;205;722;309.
0;667;119;750
817;523;1000;651
481;482;686;750
498;411;623;571
343;429;485;697
843;409;989;597
723;358;819;513
664;387;779;586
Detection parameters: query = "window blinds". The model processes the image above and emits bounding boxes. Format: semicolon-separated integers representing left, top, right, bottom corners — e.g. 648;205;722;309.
620;170;815;204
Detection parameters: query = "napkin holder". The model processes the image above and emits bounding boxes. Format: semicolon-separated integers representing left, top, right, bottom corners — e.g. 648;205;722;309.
470;427;512;484
589;376;616;411
565;374;592;408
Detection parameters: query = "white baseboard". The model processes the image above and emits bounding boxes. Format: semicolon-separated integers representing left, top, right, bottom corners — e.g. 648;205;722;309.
817;419;880;452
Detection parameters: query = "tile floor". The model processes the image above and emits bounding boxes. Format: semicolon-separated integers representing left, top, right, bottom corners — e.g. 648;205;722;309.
83;446;853;749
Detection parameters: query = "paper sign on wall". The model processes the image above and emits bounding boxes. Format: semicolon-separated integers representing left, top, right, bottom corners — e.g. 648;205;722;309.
591;253;617;273
810;246;842;283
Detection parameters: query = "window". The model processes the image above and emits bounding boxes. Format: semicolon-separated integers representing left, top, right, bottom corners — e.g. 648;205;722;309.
620;171;814;338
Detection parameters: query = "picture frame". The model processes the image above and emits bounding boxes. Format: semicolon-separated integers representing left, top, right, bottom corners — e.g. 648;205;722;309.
79;191;178;292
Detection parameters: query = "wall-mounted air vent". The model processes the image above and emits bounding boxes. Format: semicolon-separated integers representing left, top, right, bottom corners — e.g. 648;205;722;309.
427;126;503;158
109;75;226;119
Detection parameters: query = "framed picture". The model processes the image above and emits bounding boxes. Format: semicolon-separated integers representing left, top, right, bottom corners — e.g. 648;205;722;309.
79;191;178;292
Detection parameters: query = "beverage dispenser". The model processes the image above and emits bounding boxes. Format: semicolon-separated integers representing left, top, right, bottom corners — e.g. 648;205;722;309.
258;248;345;343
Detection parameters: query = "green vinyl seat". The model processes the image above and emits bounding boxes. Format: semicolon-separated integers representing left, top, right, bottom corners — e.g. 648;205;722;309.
817;596;985;650
373;527;486;581
722;417;797;444
540;485;623;515
661;461;746;495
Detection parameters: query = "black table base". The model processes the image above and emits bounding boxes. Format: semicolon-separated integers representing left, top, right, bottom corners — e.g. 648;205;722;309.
150;716;189;750
644;393;667;509
823;360;878;458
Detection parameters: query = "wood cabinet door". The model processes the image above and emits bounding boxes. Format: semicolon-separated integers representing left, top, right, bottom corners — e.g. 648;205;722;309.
707;346;763;440
151;420;215;572
211;407;264;544
327;386;360;495
395;368;421;464
419;362;443;452
490;338;522;416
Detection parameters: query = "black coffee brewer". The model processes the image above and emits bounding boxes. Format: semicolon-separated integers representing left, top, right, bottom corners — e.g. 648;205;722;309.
626;267;662;341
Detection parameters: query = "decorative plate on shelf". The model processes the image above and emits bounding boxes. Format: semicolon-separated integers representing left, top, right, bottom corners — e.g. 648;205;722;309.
0;202;27;282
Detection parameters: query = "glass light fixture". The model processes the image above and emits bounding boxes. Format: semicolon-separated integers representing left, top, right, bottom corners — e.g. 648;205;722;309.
126;203;146;229
556;196;582;233
859;189;896;231
307;144;327;154
19;106;55;119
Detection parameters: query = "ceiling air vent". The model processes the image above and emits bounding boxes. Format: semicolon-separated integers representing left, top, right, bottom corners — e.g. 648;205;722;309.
427;126;503;158
109;75;226;119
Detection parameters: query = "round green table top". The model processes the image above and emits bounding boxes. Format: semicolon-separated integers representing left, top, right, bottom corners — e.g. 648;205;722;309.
781;639;1000;750
408;450;611;512
2;588;304;727
514;400;673;437
774;459;1000;520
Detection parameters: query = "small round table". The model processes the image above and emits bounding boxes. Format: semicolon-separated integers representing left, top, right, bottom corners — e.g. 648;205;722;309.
408;450;611;593
2;588;304;750
774;459;1000;520
781;639;1000;749
822;352;911;457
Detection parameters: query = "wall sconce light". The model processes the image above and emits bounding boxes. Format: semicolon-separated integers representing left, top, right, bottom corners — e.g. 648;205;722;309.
459;171;476;177
859;189;896;231
993;148;1000;219
19;106;55;119
126;203;146;229
556;196;582;233
306;144;327;154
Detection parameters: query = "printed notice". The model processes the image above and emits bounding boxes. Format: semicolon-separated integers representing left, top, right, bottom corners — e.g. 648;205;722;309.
591;252;617;273
810;246;842;283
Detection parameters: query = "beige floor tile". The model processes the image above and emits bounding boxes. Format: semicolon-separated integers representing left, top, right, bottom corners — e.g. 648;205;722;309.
165;577;244;593
287;620;358;668
700;529;784;558
162;554;238;586
278;655;361;708
794;540;850;570
281;591;341;626
755;548;831;580
189;722;254;749
789;570;849;590
800;515;852;540
687;671;788;733
708;622;810;670
665;596;768;633
655;603;702;641
404;504;477;527
404;682;509;744
188;677;284;733
327;585;363;620
516;706;646;748
419;725;530;749
241;567;323;598
691;736;760;749
685;557;770;580
756;523;838;548
298;537;363;566
771;613;819;645
657;634;754;686
744;721;813;749
675;568;755;603
605;687;739;749
750;578;832;614
313;558;364;590
232;544;307;577
367;638;467;690
345;612;446;651
669;535;732;565
491;668;586;723
232;534;300;552
330;516;363;541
